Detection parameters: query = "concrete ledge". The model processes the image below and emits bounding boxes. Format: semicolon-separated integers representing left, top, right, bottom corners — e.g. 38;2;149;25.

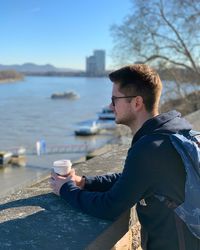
86;210;131;250
0;143;136;250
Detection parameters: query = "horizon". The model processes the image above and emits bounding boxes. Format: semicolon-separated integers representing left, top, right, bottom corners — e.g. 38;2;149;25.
0;62;83;71
0;0;132;70
0;61;114;72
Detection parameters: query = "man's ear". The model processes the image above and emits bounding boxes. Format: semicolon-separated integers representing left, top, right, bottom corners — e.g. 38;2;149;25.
132;96;144;111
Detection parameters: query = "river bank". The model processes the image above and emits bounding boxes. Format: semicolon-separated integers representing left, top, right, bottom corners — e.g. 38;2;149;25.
0;70;24;83
0;78;23;83
160;90;200;116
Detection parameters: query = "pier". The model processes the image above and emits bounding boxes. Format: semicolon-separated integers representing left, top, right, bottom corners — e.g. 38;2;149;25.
5;143;96;157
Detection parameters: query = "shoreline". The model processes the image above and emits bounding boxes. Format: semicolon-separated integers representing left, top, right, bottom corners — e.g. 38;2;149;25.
0;129;122;198
0;77;23;83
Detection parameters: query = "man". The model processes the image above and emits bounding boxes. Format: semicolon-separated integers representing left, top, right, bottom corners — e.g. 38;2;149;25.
50;64;200;249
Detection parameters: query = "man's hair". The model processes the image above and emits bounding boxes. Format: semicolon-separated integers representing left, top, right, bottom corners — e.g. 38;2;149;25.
109;64;162;112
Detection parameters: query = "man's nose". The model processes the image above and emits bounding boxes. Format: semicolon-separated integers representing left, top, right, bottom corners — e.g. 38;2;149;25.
109;102;114;110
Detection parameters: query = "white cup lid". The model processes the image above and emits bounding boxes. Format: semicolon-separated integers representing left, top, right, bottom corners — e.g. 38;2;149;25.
53;159;72;167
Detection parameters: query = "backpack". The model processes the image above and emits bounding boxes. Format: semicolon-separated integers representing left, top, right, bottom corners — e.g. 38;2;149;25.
155;130;200;239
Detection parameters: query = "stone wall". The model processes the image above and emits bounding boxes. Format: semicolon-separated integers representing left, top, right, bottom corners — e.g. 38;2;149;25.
0;141;137;250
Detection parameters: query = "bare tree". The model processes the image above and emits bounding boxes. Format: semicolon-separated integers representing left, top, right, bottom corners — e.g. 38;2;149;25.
111;0;200;83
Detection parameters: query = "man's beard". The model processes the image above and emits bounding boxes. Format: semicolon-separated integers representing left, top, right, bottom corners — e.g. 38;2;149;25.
115;112;136;128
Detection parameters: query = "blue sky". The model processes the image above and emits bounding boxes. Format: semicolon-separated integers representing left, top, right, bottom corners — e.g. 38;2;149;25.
0;0;132;70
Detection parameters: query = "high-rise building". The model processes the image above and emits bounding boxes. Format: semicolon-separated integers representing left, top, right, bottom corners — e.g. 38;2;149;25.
86;50;106;76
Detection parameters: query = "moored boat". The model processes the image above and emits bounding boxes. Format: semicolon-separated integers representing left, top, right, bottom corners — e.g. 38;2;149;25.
51;91;79;100
75;121;100;136
98;106;115;120
0;151;13;166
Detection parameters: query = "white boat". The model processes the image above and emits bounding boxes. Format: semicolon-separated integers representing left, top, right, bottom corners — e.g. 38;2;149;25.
75;121;100;136
98;106;115;120
97;119;116;130
51;91;79;100
0;151;13;166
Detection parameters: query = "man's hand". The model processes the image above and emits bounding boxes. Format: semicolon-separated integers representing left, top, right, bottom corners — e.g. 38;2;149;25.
68;169;85;189
50;169;85;195
67;168;85;189
50;171;71;196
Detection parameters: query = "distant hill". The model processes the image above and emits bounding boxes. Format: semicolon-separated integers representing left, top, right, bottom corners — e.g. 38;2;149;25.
0;63;82;73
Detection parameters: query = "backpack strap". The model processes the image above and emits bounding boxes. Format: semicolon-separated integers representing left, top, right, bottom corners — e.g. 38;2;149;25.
188;130;200;147
174;213;186;250
154;194;177;209
153;195;186;250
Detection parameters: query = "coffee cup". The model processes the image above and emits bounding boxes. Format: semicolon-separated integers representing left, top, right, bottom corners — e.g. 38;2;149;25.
53;159;72;176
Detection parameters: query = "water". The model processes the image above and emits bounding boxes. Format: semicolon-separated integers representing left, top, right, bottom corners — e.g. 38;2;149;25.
0;76;199;197
0;76;114;147
0;76;114;197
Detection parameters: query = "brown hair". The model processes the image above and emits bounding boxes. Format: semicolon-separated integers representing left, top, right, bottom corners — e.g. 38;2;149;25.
109;64;162;112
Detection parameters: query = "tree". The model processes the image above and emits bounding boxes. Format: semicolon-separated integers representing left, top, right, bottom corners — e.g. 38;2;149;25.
111;0;200;83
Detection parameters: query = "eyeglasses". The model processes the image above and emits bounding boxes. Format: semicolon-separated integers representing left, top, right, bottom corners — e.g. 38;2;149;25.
111;95;137;106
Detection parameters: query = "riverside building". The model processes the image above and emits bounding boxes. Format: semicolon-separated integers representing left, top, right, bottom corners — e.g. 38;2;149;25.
86;50;106;76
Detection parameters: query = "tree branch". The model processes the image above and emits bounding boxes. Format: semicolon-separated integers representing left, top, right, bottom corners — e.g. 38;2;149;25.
144;55;193;71
159;0;199;72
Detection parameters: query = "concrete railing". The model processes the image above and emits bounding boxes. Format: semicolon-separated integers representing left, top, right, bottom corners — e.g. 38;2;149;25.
0;142;139;250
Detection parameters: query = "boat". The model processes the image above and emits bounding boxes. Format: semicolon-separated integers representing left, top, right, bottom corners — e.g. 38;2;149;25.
9;147;27;166
75;121;100;136
98;106;115;120
0;151;13;166
9;154;26;167
97;119;116;130
51;91;79;100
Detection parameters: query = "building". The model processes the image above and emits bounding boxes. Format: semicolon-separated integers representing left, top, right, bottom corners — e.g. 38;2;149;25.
86;50;106;76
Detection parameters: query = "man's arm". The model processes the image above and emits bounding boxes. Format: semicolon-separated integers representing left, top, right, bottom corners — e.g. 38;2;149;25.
66;169;121;192
51;143;153;220
51;169;121;194
84;173;122;192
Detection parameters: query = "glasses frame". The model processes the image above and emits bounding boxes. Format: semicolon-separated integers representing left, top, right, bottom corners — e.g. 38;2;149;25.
111;95;137;106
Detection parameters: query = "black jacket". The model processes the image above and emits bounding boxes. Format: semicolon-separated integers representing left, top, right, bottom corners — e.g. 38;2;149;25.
60;110;200;250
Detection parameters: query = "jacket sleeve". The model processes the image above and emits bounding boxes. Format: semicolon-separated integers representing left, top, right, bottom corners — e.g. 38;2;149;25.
84;173;121;192
60;141;155;220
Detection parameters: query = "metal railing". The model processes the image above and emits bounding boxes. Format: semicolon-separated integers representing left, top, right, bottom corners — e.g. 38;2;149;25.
3;143;95;156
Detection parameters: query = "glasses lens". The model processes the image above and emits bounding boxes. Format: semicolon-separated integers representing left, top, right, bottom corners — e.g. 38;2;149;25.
111;95;136;107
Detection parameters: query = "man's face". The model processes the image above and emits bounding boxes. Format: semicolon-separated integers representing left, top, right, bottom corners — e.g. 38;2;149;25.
110;83;136;127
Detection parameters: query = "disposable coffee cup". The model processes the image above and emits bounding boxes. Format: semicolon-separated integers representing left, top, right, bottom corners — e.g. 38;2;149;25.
53;159;72;176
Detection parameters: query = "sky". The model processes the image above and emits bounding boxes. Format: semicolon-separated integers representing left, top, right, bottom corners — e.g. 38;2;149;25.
0;0;132;70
